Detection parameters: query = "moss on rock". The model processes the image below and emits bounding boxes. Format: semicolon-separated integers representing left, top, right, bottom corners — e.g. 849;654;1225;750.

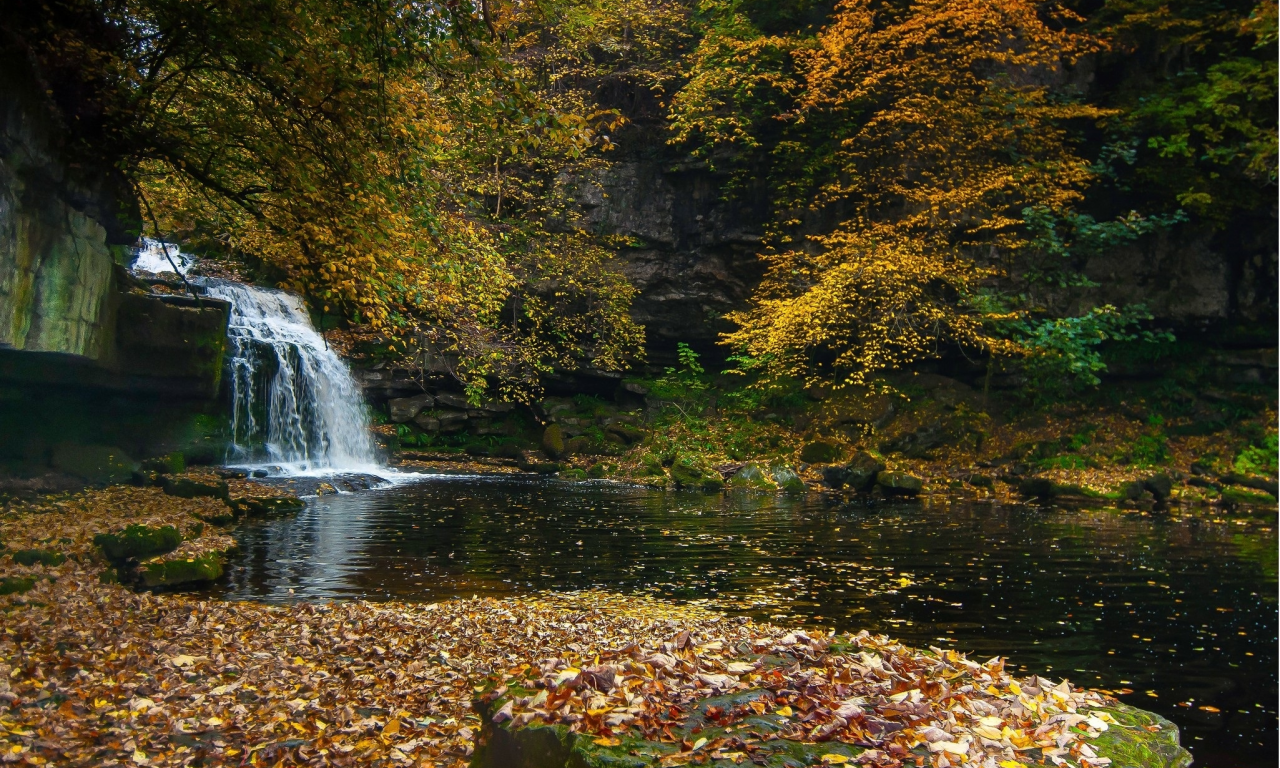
94;524;182;561
136;552;226;588
11;549;66;567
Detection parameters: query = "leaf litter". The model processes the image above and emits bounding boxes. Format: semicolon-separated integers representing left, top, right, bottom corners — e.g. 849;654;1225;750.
0;486;1146;766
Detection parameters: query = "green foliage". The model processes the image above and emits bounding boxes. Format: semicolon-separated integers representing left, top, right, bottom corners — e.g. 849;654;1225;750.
1234;432;1278;476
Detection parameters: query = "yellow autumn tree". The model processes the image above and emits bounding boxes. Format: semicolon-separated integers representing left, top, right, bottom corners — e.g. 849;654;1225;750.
673;0;1106;387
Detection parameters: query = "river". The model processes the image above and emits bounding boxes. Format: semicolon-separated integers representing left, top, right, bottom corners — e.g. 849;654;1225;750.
208;474;1277;767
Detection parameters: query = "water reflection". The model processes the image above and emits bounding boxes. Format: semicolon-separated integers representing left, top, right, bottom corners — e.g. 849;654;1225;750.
210;475;1277;768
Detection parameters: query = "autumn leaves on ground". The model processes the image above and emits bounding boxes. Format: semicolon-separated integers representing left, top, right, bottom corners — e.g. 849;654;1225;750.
0;481;1188;768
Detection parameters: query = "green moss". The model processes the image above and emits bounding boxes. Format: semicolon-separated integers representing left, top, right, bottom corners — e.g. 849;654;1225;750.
727;463;777;491
0;576;36;595
11;549;66;567
94;524;182;560
138;553;226;588
559;468;588;481
1091;704;1193;768
1220;486;1277;506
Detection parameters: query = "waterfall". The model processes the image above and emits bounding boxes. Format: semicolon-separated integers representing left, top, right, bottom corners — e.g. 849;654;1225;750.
200;279;380;475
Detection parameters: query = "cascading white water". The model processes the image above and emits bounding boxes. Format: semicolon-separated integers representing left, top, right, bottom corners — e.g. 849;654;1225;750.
200;279;380;475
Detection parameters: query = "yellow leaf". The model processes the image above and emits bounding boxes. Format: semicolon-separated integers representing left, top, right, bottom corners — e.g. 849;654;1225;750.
823;755;851;764
383;718;401;737
774;705;793;717
593;736;621;746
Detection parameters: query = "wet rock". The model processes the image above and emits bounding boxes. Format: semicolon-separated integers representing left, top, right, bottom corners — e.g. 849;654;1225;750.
846;452;886;491
605;422;645;445
542;423;566;458
389;393;435;423
160;476;229;501
559;468;588;481
412;413;441;432
798;441;840;464
966;473;994;488
769;464;806;493
1143;473;1174;501
729;463;778;491
875;471;923;496
821;464;851;488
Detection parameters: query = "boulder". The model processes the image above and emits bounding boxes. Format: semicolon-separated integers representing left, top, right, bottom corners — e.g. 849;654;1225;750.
412;413;441;432
139;452;185;474
769;464;806;493
875;470;923;496
729;463;778;491
542;423;566;458
798;441;840;464
846;451;886;491
1143;473;1174;501
879;423;944;459
821;464;851;488
605;422;645;445
389;393;435;423
136;552;226;588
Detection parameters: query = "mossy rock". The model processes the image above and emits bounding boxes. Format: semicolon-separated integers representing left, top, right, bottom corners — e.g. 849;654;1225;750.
769;464;806;493
670;457;725;492
560;468;588;481
1220;485;1278;505
1018;477;1088;499
0;576;36;595
139;452;186;475
586;463;609;479
845;451;885;492
728;463;778;491
542;424;566;459
231;496;305;517
161;476;230;501
637;452;666;477
1090;703;1193;768
798;441;841;464
875;470;923;496
94;524;183;561
137;552;226;588
11;549;66;567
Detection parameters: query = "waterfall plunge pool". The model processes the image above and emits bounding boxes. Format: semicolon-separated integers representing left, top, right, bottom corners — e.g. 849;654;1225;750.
206;474;1277;768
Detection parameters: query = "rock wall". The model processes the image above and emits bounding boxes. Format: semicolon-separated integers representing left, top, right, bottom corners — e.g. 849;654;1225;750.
585;147;1276;355
0;64;232;486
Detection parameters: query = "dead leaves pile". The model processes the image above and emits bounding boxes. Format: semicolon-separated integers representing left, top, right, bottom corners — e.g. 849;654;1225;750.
1;488;1129;768
484;629;1127;767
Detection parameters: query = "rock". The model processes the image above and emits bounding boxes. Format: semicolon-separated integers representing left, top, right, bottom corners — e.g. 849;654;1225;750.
50;443;138;485
620;381;649;395
136;552;227;588
1143;473;1174;501
1018;477;1057;498
542;423;566;458
564;436;591;455
875;471;923;496
94;524;182;561
412;413;441;432
769;464;806;493
437;411;469;432
435;392;471;409
605;423;645;445
1217;472;1278;495
11;549;66;567
821;465;851;488
478;399;516;413
798;441;841;464
389;393;435;423
0;576;36;595
160;476;229;501
637;452;666;477
559;468;588;481
670;457;725;492
587;463;609;478
879;423;944;459
845;451;886;491
966;473;994;488
729;463;778;491
1123;480;1148;500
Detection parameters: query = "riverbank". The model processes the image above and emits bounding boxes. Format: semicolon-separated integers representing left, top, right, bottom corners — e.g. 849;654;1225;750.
0;484;1196;767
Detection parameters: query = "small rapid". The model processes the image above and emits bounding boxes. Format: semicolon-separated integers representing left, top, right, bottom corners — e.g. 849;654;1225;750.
200;279;381;476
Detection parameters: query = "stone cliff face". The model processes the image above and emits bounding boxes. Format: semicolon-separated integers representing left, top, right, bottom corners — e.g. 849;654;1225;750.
585;146;1276;355
0;65;231;485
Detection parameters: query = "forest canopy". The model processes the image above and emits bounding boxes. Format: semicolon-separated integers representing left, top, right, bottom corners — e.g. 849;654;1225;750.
3;0;1275;397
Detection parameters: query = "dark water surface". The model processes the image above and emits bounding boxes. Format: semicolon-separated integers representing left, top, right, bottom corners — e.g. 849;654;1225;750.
210;474;1278;767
